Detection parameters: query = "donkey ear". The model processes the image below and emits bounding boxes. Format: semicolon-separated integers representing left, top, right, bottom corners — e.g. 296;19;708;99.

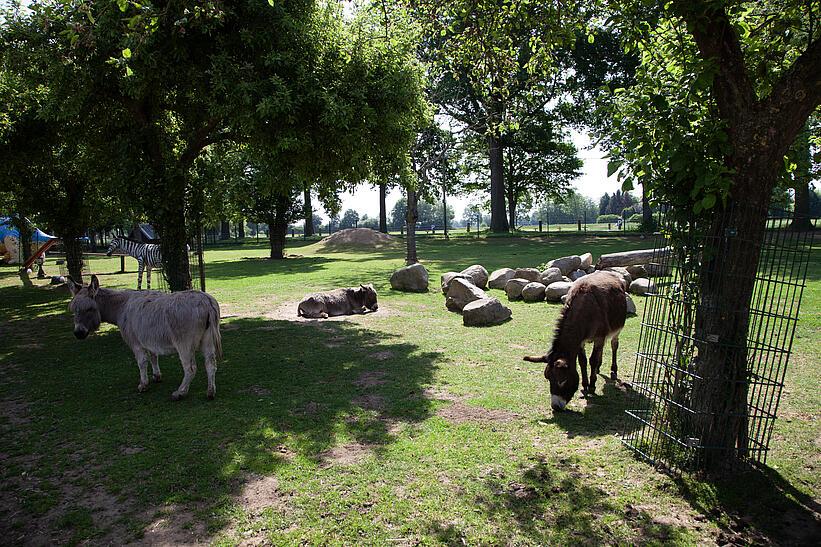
88;275;100;297
65;276;81;295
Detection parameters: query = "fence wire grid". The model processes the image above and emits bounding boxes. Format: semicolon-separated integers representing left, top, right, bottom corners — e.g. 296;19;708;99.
621;209;816;472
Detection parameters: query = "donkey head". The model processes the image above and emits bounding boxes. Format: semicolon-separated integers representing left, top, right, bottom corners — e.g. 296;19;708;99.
543;351;580;411
66;275;101;339
105;237;122;256
359;283;378;312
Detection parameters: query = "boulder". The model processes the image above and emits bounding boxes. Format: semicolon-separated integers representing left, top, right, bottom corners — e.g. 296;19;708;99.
579;252;593;269
601;267;632;290
441;272;472;295
545;281;573;302
446;278;486;311
539;267;563;285
569;269;587;281
626;265;648;279
460;264;489;289
390;263;429;292
463;297;512;327
645;262;672;277
521;282;547;302
514;268;541;282
626;294;637;315
504;278;531;300
629;277;657;296
488;267;516;289
547;255;582;276
585;266;596;274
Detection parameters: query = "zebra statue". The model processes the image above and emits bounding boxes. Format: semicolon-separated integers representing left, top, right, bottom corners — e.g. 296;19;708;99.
106;236;162;290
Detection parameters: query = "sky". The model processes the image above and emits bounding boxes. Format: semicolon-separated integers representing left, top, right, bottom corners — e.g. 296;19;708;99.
328;130;629;222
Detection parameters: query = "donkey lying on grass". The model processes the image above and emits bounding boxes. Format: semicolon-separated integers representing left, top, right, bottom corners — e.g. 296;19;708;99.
66;275;222;400
297;284;378;319
524;271;627;411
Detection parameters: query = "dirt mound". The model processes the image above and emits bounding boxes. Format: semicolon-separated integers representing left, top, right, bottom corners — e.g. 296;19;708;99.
317;228;397;250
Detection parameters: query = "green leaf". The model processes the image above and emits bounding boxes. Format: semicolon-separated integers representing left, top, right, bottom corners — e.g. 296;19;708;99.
268;0;275;6
607;160;623;178
125;66;134;77
587;34;595;44
122;48;132;59
701;193;716;209
622;178;634;192
117;0;128;12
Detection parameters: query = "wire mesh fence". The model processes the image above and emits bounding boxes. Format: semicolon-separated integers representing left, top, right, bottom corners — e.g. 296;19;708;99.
621;207;815;472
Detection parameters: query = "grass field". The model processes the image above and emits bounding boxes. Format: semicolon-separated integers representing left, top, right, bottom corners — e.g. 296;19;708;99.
1;234;818;545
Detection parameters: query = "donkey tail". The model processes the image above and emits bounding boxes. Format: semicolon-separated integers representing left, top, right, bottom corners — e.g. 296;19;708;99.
205;296;223;361
523;354;548;363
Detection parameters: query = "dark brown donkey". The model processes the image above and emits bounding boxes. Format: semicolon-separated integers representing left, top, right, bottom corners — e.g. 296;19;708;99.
524;271;627;411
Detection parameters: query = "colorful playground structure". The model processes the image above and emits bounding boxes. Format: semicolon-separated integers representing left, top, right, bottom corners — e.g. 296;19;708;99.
0;217;58;270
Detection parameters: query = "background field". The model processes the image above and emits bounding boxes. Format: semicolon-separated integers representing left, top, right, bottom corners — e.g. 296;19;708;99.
1;234;818;545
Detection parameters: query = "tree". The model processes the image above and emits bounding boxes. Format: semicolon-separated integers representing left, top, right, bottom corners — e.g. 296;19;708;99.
608;0;821;471
409;0;588;232
339;209;360;229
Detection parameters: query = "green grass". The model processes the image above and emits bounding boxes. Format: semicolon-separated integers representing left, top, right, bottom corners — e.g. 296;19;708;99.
0;234;818;545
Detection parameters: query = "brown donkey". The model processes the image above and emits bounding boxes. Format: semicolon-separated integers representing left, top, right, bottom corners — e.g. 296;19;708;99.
66;275;223;400
524;271;627;411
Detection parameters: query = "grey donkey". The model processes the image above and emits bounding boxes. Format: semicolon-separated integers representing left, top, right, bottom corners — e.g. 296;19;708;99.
66;275;223;400
297;284;378;319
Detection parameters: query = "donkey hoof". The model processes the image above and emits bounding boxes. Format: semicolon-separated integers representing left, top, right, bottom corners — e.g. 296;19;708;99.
152;374;162;383
137;383;149;393
610;371;618;382
207;389;215;400
171;391;185;401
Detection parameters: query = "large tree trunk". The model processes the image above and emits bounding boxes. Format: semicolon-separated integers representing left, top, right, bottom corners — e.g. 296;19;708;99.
488;134;509;233
269;197;290;259
220;219;230;240
303;185;314;237
641;184;655;231
379;183;388;233
790;128;812;231
16;214;32;263
158;175;192;291
442;184;449;240
237;220;245;239
63;234;84;283
689;142;783;472
405;187;419;264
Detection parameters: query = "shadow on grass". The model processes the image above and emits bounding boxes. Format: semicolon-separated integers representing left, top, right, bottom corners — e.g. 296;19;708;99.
0;284;440;543
204;255;338;280
674;465;821;545
546;380;649;437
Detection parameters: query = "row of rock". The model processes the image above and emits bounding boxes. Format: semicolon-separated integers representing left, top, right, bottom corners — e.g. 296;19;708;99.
441;265;512;327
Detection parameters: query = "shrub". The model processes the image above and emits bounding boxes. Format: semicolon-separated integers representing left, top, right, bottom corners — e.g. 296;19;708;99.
597;214;620;223
628;213;643;223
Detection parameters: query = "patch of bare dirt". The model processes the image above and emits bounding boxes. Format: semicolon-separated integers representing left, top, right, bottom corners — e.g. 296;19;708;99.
120;446;145;455
354;370;388;388
369;350;395;361
137;504;208;545
436;402;519;424
316;228;397;250
236;474;285;515
291;401;321;417
422;387;519;424
353;394;386;411
319;443;374;467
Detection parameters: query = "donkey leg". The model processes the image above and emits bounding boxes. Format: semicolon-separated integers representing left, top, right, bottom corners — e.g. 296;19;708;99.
149;353;162;383
171;350;197;401
204;351;217;400
610;336;620;381
578;348;590;396
590;340;605;393
133;348;150;392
